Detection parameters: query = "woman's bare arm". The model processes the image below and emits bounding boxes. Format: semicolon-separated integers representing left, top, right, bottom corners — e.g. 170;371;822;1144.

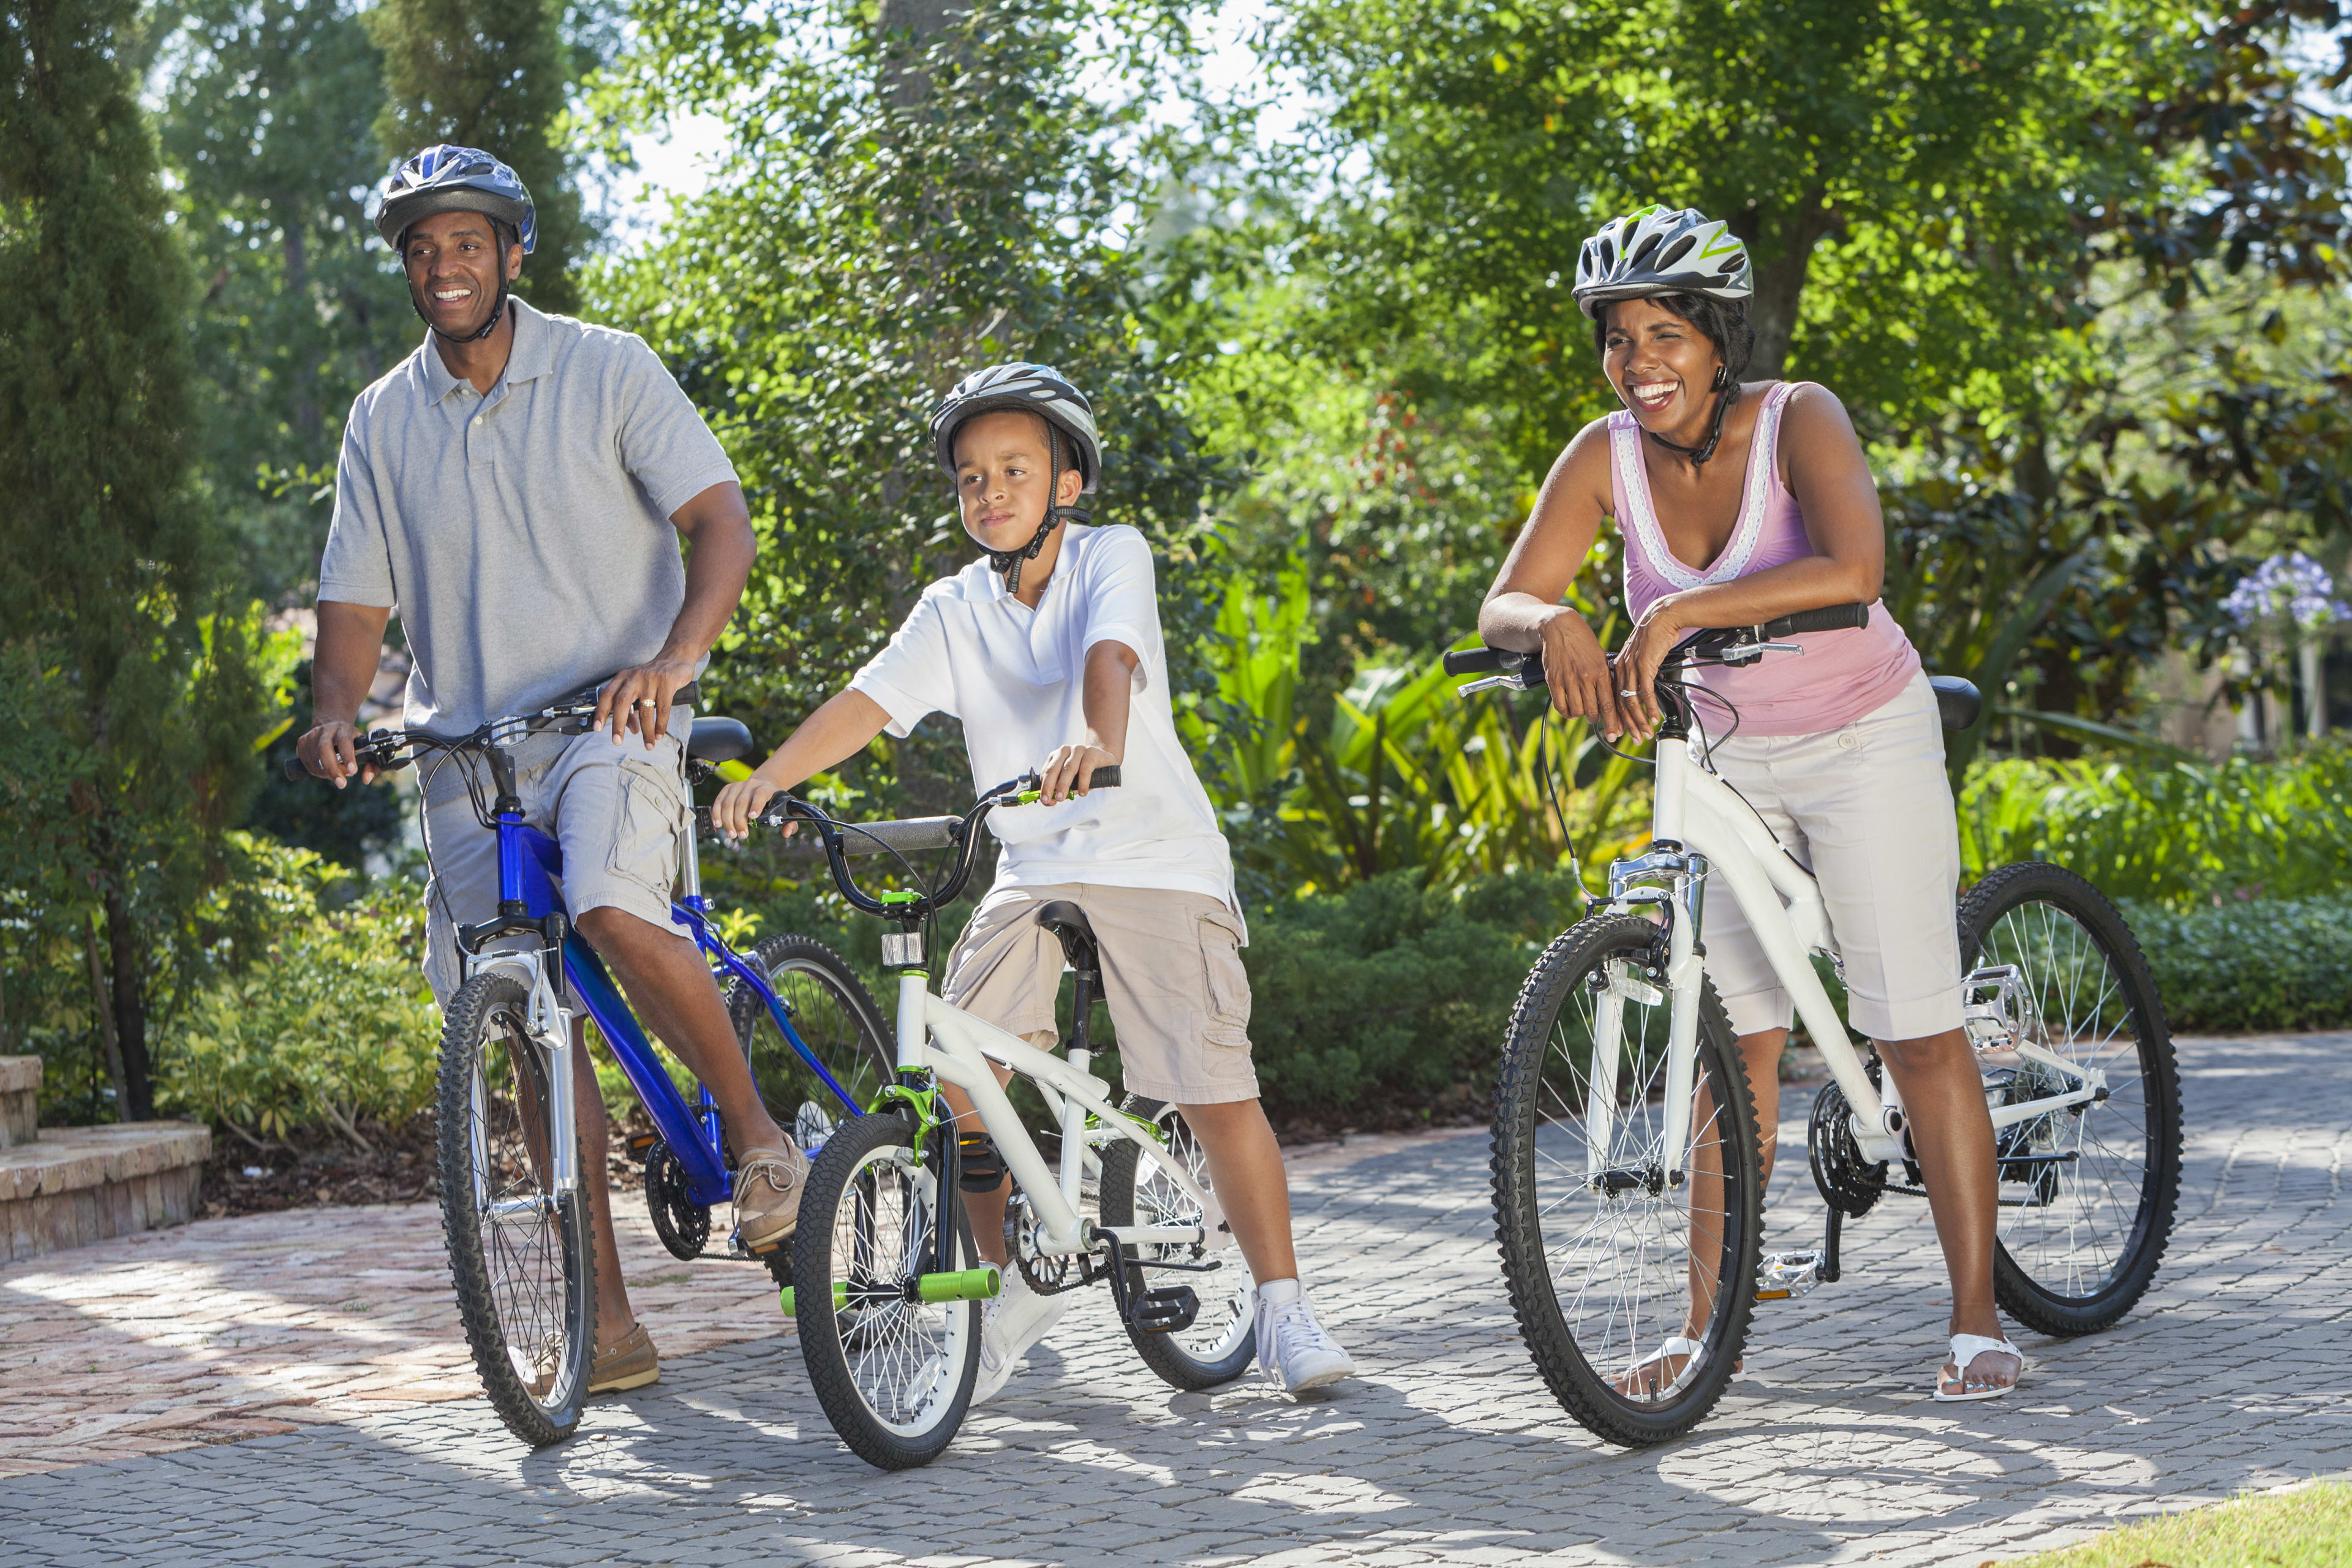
1478;420;1630;739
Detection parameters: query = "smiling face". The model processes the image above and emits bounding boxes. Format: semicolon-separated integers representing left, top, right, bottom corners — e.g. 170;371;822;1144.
1600;297;1725;433
401;209;522;340
951;409;1085;556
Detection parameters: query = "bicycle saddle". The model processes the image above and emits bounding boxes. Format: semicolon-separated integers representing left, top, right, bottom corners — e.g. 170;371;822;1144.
686;717;754;763
1035;901;1102;976
1928;676;1982;733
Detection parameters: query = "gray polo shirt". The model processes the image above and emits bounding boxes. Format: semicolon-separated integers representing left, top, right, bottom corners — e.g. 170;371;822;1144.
318;298;739;734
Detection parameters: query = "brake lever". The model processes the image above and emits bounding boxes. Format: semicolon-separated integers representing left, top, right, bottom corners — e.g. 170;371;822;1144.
1458;673;1535;695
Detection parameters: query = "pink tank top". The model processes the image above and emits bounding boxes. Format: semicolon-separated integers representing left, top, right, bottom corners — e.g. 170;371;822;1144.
1608;381;1920;736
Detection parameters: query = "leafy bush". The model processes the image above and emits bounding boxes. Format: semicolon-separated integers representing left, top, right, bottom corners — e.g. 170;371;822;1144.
2123;896;2352;1034
1958;744;2352;907
159;835;437;1150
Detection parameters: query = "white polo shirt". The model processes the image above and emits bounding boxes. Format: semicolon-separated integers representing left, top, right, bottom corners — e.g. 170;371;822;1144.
849;524;1238;919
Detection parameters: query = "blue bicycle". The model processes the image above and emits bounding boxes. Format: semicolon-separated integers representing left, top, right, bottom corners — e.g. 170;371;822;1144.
290;687;892;1446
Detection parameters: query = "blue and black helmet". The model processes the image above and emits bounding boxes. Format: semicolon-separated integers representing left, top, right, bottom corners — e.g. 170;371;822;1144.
372;145;537;255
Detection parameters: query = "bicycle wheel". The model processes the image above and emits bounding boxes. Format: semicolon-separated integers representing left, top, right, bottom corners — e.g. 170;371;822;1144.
435;972;596;1447
727;934;892;1283
1491;912;1762;1446
1959;862;2180;1336
793;1107;980;1470
1098;1096;1257;1390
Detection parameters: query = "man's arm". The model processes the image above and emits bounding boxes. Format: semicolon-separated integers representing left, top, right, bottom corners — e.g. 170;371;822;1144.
1038;639;1138;805
296;601;395;787
591;479;756;745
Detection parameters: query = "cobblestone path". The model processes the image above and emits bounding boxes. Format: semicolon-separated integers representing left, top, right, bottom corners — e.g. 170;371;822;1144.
2;1033;2346;1566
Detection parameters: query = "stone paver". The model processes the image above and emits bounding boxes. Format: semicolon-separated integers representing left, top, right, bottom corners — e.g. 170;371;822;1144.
1;1033;2348;1567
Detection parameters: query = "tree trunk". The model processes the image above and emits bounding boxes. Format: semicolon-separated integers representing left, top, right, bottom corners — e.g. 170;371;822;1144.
83;913;129;1116
1728;192;1833;381
877;0;968;108
101;888;153;1121
284;214;320;448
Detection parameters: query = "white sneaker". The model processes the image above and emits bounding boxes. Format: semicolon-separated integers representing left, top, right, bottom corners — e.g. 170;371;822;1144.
972;1272;1072;1404
1255;1279;1356;1393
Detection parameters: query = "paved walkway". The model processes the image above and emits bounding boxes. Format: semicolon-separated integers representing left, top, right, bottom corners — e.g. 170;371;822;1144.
2;1033;2348;1566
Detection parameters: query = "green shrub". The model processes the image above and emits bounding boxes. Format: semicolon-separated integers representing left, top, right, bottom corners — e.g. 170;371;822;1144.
1959;745;2352;908
1241;869;1587;1115
2122;895;2352;1033
159;835;437;1148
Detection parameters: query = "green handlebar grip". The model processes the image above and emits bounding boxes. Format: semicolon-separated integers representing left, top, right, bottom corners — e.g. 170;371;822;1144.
779;1282;850;1316
915;1265;1002;1303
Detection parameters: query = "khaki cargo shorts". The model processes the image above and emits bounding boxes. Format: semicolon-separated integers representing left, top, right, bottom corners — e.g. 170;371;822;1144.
940;883;1259;1106
417;712;692;1006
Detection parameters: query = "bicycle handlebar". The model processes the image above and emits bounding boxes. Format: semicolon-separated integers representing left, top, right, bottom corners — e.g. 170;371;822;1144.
1447;603;1871;690
754;766;1122;922
279;678;701;782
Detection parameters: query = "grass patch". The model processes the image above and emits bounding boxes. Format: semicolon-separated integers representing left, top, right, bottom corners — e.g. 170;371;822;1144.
2008;1482;2352;1567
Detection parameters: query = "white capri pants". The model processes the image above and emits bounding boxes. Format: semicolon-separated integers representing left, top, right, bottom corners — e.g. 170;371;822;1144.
1698;671;1965;1042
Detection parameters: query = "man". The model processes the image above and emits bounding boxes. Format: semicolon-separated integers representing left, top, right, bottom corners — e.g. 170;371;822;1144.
296;145;798;1395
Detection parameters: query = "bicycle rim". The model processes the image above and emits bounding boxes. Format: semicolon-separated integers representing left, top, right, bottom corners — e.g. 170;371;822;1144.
1102;1100;1256;1386
733;935;892;1155
1962;864;2179;1331
1493;915;1759;1444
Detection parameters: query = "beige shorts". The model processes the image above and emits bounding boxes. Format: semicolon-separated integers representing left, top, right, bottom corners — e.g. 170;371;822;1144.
417;713;692;1005
940;883;1259;1106
1700;672;1966;1042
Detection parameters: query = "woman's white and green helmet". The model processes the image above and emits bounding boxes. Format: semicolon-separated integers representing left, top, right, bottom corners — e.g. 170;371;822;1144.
929;363;1101;591
1572;205;1752;319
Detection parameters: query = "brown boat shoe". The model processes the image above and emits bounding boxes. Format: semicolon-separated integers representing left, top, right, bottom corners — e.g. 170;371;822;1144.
589;1322;660;1395
734;1144;810;1254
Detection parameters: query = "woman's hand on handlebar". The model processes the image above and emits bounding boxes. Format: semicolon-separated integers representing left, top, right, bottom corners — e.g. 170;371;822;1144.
1037;741;1119;806
1610;597;1691;741
1534;610;1626;742
712;774;793;843
296;720;379;789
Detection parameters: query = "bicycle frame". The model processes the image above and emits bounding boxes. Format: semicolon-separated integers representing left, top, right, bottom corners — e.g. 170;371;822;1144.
462;778;866;1213
1599;732;2108;1177
889;968;1229;1260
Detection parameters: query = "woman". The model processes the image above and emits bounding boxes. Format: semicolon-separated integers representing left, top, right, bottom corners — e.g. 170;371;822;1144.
1477;205;2023;1401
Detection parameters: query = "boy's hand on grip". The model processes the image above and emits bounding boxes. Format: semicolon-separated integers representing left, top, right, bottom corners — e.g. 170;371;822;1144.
1038;742;1119;805
712;775;791;843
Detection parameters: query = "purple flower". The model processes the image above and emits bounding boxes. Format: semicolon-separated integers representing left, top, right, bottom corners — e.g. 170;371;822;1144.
2222;552;2351;631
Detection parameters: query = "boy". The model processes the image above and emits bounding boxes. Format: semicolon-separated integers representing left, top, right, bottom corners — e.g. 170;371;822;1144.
713;362;1355;1400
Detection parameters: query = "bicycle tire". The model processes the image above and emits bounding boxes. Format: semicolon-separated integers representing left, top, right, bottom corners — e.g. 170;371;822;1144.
436;972;597;1447
725;933;893;1284
1097;1096;1257;1390
794;1109;981;1470
1492;912;1762;1446
1959;862;2181;1336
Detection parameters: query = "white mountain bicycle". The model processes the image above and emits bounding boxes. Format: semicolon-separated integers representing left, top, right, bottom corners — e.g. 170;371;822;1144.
1449;604;2183;1446
756;769;1254;1470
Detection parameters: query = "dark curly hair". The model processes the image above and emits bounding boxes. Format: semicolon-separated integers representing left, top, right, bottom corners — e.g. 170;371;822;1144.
1591;292;1757;381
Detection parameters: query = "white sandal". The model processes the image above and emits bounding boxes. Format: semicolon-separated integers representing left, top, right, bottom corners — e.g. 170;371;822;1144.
1932;1333;2025;1402
1620;1335;1703;1395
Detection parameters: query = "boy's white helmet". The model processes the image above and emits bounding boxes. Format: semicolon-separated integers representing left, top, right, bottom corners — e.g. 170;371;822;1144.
1573;205;1753;320
929;363;1101;492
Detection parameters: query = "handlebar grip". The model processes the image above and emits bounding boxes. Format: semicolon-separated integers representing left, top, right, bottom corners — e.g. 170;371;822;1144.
1763;603;1869;636
1087;765;1120;790
1442;647;1505;676
282;755;308;781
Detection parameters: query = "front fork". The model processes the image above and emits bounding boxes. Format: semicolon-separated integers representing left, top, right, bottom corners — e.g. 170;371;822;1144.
1591;848;1711;1182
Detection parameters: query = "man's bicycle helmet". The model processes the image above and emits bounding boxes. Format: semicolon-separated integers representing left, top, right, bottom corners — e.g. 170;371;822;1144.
929;363;1101;592
371;145;537;344
1572;205;1751;320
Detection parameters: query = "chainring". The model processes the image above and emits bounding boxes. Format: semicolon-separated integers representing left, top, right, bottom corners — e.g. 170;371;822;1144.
1807;1066;1889;1219
644;1139;712;1261
1005;1192;1084;1296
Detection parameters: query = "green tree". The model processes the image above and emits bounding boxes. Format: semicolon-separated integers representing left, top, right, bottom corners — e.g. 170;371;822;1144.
0;0;276;1120
595;0;1224;809
367;0;607;311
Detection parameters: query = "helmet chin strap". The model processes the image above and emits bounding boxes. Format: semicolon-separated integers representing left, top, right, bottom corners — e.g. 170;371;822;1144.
986;427;1090;595
409;273;510;345
1642;364;1740;469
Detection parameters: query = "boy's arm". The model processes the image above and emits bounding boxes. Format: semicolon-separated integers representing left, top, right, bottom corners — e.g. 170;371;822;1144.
710;688;891;840
1038;639;1138;805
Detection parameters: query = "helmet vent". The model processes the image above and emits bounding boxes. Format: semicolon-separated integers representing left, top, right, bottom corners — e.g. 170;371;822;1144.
1657;235;1696;271
1628;231;1663;269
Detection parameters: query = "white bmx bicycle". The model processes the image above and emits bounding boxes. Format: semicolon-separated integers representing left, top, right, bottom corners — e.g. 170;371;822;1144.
756;771;1254;1469
1449;604;2183;1445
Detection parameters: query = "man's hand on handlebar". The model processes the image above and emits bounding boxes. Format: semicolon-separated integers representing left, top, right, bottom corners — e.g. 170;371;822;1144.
1533;610;1626;742
712;774;794;843
1037;742;1119;807
593;653;698;748
296;719;379;789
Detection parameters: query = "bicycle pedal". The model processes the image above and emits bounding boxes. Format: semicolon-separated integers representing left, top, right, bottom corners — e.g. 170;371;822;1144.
1130;1284;1199;1333
1755;1249;1825;1301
